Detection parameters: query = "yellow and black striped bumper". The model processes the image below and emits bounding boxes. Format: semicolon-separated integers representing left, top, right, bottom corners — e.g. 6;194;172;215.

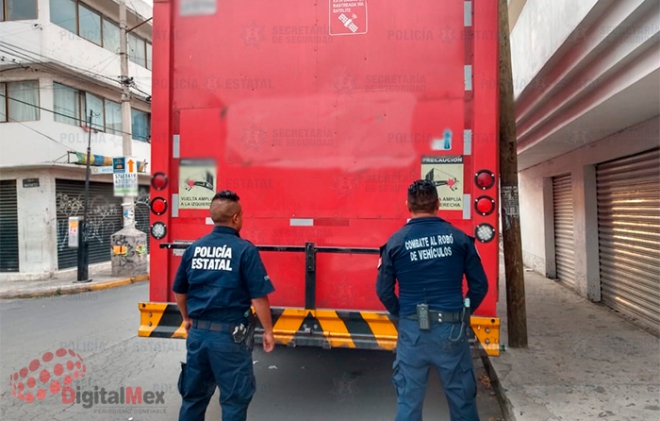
138;303;501;356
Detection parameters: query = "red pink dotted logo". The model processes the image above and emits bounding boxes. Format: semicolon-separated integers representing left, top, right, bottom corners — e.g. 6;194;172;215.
9;348;86;403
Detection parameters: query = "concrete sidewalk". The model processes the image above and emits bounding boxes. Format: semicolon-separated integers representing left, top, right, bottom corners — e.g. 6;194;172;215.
488;265;660;421
0;270;148;299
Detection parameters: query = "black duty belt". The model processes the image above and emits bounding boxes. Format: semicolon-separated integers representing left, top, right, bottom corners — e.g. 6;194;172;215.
406;310;463;324
191;319;235;332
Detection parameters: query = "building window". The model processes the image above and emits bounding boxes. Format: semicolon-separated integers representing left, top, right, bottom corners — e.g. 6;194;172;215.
0;81;40;123
0;84;5;121
77;3;102;45
1;0;38;21
131;109;150;142
83;92;105;131
49;0;76;33
53;83;143;137
105;99;122;135
128;33;147;68
48;0;152;69
53;82;80;126
102;19;120;53
146;43;152;70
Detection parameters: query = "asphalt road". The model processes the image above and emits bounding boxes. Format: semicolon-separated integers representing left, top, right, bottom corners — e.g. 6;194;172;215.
0;284;503;421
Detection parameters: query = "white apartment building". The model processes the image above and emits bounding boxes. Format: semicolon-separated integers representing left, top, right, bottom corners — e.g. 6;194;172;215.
509;0;659;334
0;0;153;278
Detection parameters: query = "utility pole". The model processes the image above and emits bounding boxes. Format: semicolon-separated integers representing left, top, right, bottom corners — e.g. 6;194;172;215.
119;0;135;230
76;110;94;283
498;0;528;348
111;0;148;277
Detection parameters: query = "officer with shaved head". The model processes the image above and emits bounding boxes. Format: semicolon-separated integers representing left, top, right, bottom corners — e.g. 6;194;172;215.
173;190;276;421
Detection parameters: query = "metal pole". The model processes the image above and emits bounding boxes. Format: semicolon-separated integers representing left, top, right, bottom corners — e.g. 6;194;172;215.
119;0;135;228
77;110;94;283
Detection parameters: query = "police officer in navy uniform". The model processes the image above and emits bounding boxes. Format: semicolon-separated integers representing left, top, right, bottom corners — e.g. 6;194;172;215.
173;190;276;421
376;180;489;421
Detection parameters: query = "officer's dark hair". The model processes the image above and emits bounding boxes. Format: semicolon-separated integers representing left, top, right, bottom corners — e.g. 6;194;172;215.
407;180;439;213
210;190;241;224
212;190;240;202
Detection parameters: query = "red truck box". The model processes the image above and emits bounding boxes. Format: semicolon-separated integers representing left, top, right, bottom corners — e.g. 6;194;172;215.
139;0;501;356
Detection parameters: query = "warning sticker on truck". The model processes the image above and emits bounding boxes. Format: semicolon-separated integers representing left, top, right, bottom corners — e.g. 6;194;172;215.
329;0;368;36
179;159;217;209
421;156;464;211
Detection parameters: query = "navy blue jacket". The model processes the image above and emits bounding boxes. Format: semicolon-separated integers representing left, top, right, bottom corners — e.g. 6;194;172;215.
172;226;275;324
376;216;488;318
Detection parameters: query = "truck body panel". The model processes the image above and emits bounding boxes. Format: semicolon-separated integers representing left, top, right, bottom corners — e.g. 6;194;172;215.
142;0;501;355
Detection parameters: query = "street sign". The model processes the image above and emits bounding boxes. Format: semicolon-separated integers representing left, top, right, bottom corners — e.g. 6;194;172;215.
92;166;114;175
113;156;138;197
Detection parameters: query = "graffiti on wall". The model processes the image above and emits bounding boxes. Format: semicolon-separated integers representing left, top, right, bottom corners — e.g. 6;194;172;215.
55;187;150;253
134;188;150;251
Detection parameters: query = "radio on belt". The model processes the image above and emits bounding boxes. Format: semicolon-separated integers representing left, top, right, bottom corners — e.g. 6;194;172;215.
416;303;430;331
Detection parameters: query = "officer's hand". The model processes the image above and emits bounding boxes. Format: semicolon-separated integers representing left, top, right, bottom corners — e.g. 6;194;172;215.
262;331;275;353
183;319;192;334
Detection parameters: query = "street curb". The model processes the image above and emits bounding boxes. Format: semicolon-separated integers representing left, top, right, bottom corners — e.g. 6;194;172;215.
480;353;517;421
0;274;149;300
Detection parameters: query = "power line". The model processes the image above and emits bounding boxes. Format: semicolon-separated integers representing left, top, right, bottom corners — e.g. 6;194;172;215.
0;53;121;93
0;51;152;107
1;94;146;139
0;44;151;100
0;41;120;84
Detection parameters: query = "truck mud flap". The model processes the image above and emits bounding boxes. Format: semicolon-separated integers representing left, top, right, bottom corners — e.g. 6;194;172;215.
139;303;500;356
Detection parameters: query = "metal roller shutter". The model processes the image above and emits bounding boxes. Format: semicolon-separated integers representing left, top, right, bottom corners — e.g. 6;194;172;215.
56;180;123;269
56;180;152;269
553;174;576;288
596;148;660;335
0;180;19;272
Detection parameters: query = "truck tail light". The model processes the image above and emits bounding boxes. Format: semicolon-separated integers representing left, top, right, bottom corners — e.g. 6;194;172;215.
150;197;168;215
475;196;496;216
151;172;168;190
475;170;495;190
475;223;495;243
151;222;167;240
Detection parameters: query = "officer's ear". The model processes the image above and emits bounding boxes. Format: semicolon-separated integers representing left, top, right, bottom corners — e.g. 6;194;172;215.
405;200;411;212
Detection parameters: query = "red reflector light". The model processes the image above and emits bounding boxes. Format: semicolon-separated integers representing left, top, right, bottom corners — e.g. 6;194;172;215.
475;170;495;190
151;197;168;216
475;196;496;216
151;172;168;191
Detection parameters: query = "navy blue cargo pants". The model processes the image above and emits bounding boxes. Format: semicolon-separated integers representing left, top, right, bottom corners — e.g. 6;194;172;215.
393;318;479;421
178;325;256;421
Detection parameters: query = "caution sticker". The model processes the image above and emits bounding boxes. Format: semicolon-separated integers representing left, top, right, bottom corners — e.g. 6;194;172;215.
179;159;217;209
421;156;464;211
329;0;368;36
